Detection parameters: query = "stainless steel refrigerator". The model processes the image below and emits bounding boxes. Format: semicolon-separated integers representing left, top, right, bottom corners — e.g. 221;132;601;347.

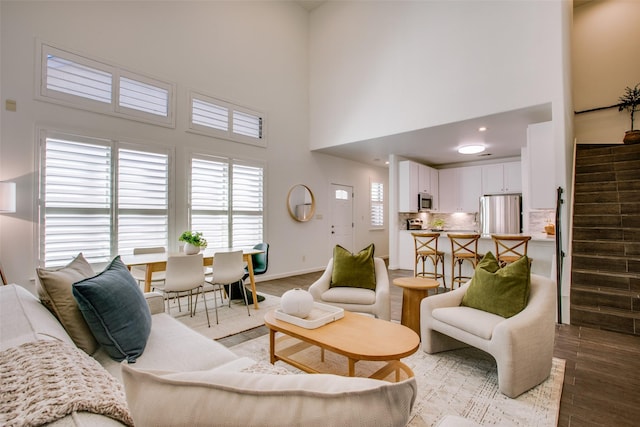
479;194;522;234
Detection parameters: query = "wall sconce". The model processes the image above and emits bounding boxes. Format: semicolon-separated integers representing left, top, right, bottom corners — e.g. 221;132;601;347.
0;182;16;213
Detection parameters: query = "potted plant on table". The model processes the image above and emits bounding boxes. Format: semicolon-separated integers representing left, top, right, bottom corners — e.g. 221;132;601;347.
431;218;446;231
618;82;640;144
179;231;207;255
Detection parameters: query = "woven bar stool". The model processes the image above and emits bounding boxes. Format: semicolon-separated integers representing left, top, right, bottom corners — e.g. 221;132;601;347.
491;234;532;267
412;232;446;291
447;233;482;289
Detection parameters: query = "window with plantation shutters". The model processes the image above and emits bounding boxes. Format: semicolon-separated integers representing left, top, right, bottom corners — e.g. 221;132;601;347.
39;131;170;267
190;155;263;249
42;137;112;267
188;91;266;147
117;148;169;256
232;110;262;139
370;181;384;228
44;53;112;105
118;75;170;118
38;42;175;127
232;162;264;247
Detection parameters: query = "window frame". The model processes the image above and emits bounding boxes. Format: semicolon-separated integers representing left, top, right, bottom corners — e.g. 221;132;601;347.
36;127;174;268
370;179;385;229
187;90;267;148
188;152;266;249
36;41;176;128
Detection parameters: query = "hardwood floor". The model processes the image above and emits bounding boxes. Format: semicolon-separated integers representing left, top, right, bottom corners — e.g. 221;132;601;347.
219;269;640;427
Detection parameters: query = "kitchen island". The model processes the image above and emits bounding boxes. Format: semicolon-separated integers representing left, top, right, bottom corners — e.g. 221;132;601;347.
395;230;556;285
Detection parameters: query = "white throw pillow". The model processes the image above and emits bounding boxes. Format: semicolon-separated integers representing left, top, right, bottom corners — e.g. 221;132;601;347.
122;363;417;427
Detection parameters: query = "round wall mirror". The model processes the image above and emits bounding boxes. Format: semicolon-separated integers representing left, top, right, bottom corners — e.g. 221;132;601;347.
287;184;316;222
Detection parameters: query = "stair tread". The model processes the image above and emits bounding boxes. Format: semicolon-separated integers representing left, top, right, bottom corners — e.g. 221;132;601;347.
571;304;640;320
571;253;640;259
571;269;639;280
571;285;639;297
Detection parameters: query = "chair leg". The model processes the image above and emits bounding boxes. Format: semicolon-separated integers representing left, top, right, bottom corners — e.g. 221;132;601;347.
212;283;220;325
239;281;251;317
440;254;447;291
200;286;211;328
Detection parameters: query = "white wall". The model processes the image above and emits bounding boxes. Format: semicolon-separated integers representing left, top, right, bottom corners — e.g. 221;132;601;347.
573;0;640;143
0;1;389;289
309;0;567;150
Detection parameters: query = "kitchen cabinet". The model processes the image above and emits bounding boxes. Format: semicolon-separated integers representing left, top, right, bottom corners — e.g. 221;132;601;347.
438;166;482;213
482;162;522;194
398;160;438;212
398;231;416;270
526;121;555;208
429;167;439;211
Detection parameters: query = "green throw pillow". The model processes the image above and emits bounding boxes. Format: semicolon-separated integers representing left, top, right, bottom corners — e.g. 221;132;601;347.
461;251;531;318
330;244;376;290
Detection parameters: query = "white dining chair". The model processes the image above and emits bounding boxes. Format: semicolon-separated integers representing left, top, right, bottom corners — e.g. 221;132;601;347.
163;254;211;328
131;246;167;290
204;250;248;324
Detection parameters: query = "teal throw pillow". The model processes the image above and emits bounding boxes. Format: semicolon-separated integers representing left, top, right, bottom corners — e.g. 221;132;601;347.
461;251;531;318
72;256;152;362
330;244;376;290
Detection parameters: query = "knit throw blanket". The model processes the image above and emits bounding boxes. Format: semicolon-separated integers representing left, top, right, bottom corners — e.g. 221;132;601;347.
0;340;134;427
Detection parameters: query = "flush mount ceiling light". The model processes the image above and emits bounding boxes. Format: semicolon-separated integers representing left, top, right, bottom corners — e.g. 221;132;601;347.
458;145;486;155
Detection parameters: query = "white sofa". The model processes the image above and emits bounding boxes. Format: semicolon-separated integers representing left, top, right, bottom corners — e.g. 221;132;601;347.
308;257;391;320
1;284;417;426
420;274;556;398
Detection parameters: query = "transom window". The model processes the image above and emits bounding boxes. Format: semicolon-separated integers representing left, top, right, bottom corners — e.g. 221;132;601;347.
38;42;176;127
188;91;266;147
38;130;170;267
189;154;264;248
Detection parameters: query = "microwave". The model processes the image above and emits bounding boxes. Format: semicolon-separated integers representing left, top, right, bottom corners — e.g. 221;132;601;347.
418;193;433;211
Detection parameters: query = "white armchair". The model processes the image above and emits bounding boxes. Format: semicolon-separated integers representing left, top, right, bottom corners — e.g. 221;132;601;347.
308;257;391;321
420;274;556;398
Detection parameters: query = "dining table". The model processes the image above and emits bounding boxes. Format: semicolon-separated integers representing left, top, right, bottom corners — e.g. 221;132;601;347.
121;247;264;309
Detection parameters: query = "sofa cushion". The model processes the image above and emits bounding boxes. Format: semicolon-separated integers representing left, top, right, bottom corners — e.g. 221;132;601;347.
330;244;376;290
36;253;99;354
461;252;531;318
122;364;417;427
72;256;152;363
0;284;74;352
431;306;504;340
94;312;239;382
320;287;376;305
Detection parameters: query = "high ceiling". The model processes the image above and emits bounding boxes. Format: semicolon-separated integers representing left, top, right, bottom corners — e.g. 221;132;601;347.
298;1;555;168
313;103;552;168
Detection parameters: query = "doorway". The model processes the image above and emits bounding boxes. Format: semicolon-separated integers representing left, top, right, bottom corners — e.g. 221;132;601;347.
330;183;354;252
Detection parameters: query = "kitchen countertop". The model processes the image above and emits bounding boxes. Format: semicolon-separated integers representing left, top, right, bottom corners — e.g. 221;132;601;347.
402;229;555;242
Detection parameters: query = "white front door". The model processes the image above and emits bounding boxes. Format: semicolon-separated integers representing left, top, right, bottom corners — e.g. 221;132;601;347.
330;184;354;252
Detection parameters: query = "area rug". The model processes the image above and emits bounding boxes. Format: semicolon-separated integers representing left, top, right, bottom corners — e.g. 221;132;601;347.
170;292;280;340
230;334;565;427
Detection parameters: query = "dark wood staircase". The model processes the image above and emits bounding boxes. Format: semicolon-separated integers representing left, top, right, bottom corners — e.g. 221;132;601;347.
570;143;640;336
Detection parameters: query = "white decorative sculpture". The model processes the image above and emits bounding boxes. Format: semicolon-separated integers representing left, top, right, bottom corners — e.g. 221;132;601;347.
280;288;314;318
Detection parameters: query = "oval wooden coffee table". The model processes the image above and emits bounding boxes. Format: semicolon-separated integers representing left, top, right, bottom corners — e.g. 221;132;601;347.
393;276;440;338
264;310;419;382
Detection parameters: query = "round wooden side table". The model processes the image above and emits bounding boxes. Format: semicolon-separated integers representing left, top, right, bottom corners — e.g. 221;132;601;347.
392;276;440;338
